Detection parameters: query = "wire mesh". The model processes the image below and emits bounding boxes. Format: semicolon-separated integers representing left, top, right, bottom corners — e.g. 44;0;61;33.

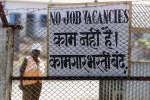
11;80;99;100
1;1;150;100
131;3;150;61
11;79;150;100
4;7;48;77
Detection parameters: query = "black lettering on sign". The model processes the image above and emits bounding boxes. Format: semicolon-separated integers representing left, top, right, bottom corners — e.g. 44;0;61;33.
80;28;101;49
49;52;127;74
63;11;82;25
50;12;61;25
53;32;77;47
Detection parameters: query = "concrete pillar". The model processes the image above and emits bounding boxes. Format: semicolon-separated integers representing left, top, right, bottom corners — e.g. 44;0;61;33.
0;28;13;100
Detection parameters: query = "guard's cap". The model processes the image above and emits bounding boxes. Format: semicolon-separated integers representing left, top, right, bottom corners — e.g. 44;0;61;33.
32;43;41;51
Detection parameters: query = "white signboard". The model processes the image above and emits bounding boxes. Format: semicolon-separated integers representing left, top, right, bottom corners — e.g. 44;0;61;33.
48;2;131;77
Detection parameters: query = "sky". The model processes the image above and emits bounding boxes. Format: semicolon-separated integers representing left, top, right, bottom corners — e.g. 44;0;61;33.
4;0;145;3
3;0;150;5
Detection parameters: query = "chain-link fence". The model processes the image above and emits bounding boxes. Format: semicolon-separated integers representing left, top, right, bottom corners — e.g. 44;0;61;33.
131;2;150;61
1;1;150;100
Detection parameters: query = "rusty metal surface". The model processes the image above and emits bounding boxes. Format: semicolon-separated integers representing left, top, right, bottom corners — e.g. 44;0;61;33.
0;2;8;27
0;28;7;100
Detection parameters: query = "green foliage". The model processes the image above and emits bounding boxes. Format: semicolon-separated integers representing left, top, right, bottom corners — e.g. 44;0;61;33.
137;39;150;48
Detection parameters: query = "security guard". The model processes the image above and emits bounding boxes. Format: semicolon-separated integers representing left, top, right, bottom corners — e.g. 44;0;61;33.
19;43;43;100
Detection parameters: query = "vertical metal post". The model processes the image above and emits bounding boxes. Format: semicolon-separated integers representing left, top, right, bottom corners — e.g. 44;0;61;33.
0;28;13;100
99;79;104;100
97;0;100;98
0;2;9;27
0;28;7;100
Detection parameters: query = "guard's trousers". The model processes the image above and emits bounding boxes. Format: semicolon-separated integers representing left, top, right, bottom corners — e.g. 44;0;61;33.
22;82;42;100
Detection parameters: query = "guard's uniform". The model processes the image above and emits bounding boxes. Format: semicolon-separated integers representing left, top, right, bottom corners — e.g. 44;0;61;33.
22;56;43;100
